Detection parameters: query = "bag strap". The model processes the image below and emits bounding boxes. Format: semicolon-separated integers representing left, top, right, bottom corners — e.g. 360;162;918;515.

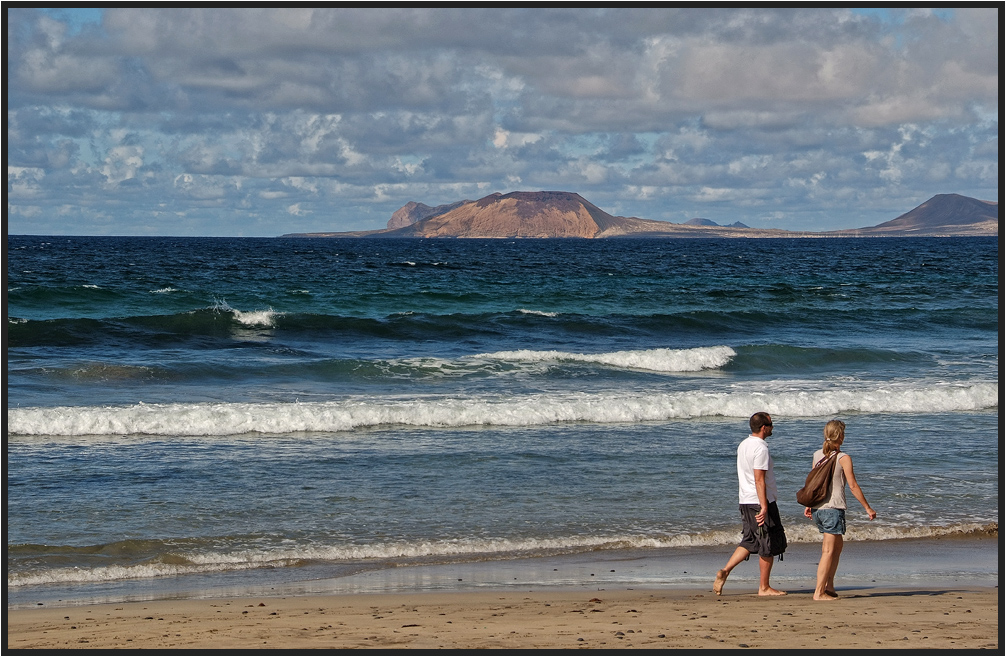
814;450;841;470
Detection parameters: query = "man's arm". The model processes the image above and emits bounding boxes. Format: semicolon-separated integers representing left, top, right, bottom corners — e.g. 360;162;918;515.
754;468;769;525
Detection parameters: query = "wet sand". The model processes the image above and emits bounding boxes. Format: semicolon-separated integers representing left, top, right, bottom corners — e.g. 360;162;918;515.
8;538;998;650
7;586;998;650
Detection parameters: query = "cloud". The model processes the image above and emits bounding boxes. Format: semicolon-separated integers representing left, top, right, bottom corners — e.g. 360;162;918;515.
286;203;310;216
5;7;999;235
8;167;47;199
101;144;144;185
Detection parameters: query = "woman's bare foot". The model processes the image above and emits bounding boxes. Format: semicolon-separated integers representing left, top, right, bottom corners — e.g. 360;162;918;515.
825;589;839;598
758;587;787;596
713;569;728;595
813;592;838;601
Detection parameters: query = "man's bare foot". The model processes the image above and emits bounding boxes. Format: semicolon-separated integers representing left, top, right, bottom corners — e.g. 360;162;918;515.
713;569;728;595
757;587;787;596
825;589;838;598
813;592;838;601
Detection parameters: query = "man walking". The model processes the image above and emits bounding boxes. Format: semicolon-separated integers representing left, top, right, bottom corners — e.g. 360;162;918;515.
714;411;787;596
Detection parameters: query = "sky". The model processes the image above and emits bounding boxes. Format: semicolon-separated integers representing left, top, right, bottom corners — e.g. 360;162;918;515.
6;7;1000;236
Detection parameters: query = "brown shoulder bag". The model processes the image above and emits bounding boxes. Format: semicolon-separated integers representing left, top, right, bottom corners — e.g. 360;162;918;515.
796;451;839;507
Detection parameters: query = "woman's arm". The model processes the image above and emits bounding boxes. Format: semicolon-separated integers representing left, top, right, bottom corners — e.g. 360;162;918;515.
840;455;877;520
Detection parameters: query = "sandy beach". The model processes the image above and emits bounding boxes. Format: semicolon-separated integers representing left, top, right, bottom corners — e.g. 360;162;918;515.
8;538;1000;650
7;585;998;651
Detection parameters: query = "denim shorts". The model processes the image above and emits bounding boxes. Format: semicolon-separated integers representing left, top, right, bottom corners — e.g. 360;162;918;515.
812;508;846;535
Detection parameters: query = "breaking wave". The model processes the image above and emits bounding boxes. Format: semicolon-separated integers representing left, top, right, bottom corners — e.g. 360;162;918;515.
474;346;736;372
7;381;997;437
212;301;281;328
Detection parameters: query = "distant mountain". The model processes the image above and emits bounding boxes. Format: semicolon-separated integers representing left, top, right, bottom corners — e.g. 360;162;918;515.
282;191;997;238
388;200;471;229
685;218;750;228
382;191;635;238
374;191;778;238
833;194;998;236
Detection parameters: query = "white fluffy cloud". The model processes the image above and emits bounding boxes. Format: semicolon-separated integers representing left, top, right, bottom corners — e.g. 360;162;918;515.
6;7;999;235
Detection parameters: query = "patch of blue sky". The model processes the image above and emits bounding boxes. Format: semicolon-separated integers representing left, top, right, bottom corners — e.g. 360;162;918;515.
64;116;175;176
850;8;954;23
393;154;426;176
39;8;104;34
849;8;954;51
556;132;661;169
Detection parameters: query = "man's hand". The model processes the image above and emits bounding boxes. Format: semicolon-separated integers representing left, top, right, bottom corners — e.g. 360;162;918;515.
756;505;768;525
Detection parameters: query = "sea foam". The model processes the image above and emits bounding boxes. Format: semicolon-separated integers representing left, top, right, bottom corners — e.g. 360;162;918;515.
210;300;281;327
475;346;736;372
7;381;997;437
232;308;280;327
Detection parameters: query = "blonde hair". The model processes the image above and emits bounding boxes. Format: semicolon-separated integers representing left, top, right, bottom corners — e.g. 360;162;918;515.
823;419;846;455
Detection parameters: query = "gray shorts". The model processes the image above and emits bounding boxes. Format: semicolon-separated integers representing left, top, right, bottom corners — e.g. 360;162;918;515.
738;501;787;558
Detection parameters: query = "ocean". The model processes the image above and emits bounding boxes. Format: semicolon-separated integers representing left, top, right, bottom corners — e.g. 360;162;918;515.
6;235;999;606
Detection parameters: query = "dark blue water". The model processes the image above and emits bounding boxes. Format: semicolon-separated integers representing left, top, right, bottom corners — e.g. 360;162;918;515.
6;236;998;604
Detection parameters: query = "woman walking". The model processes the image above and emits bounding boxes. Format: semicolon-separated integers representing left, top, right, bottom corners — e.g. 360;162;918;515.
804;420;876;600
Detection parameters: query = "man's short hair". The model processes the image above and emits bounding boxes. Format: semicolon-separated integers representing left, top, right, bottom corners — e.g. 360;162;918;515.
750;412;772;433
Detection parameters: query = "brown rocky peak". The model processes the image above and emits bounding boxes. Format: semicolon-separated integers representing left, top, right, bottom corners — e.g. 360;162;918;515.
388;199;471;229
868;193;998;232
394;191;623;238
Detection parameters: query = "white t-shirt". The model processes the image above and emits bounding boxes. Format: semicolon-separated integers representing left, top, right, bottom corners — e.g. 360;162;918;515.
737;435;778;505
